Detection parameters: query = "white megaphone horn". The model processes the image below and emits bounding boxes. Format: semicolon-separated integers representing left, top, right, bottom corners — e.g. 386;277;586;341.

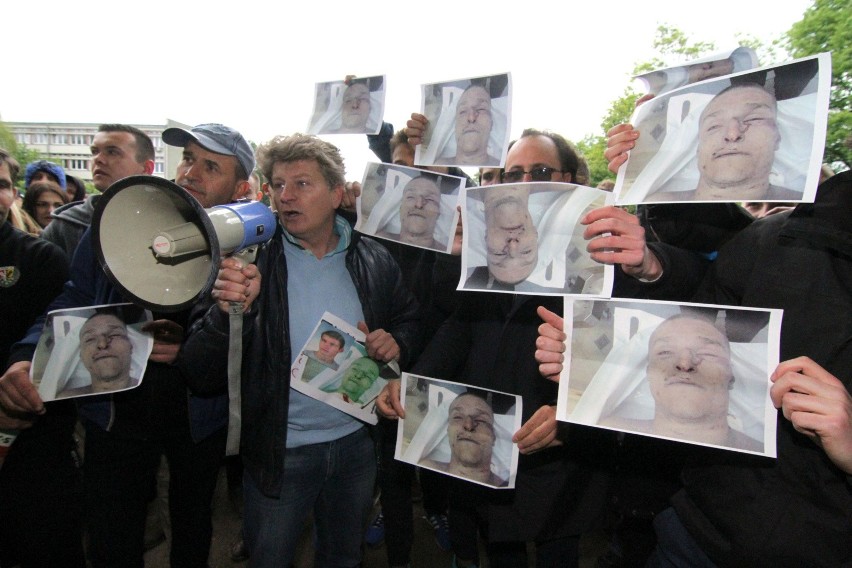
92;175;276;313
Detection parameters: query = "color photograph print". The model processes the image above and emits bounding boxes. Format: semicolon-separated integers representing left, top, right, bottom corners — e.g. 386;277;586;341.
614;53;830;205
555;298;781;456
461;182;613;296
306;75;386;136
32;303;153;401
633;46;759;97
356;162;464;254
414;73;511;168
290;312;399;425
395;374;521;489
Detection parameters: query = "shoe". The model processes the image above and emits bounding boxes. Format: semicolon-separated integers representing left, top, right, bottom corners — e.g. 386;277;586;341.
365;511;385;547
143;529;166;552
425;512;451;552
230;538;249;562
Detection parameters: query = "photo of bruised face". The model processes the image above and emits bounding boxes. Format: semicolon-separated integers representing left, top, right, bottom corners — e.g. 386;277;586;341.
399;177;441;244
79;313;134;392
696;85;781;195
454;85;493;163
484;186;538;285
340;83;371;132
646;316;734;423
447;393;497;470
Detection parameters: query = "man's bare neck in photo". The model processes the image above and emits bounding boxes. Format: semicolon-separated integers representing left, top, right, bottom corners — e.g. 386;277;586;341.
693;175;772;201
651;408;733;446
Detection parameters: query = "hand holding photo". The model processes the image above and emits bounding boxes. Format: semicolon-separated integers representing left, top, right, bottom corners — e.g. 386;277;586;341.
32;303;153;401
556;298;782;456
395;374;522;489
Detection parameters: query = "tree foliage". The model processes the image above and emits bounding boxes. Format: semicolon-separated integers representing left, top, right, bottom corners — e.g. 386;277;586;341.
580;25;722;186
0;121;42;187
786;0;852;169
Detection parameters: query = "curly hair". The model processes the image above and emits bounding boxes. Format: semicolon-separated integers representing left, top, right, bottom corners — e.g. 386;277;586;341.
256;134;345;189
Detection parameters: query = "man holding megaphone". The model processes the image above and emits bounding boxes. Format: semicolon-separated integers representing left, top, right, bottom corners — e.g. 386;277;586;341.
0;123;256;568
178;133;422;568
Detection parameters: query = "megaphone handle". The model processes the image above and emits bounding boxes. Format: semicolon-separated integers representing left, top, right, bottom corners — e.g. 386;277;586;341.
225;301;244;456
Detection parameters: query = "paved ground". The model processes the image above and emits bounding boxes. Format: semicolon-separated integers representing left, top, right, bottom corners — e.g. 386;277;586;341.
143;465;609;567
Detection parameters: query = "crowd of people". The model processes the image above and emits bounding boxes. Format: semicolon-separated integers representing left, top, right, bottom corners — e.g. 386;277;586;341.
0;62;850;568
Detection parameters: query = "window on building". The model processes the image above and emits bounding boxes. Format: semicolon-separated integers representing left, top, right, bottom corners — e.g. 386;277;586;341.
67;159;89;171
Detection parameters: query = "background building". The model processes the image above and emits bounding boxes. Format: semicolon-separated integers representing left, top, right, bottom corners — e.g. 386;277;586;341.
4;119;191;184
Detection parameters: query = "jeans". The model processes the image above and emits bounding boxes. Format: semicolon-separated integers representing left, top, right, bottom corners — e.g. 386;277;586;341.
646;507;718;568
244;426;377;568
83;421;226;568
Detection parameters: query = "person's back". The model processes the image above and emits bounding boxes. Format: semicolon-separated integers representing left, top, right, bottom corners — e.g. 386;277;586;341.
665;170;852;566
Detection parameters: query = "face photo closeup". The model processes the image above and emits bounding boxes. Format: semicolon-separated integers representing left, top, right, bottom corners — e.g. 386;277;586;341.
290;312;397;424
614;54;830;205
557;298;782;456
32;304;153;402
462;182;612;296
321;357;381;404
295;318;358;384
306;76;386;136
414;73;512;168
395;374;521;489
356;162;463;254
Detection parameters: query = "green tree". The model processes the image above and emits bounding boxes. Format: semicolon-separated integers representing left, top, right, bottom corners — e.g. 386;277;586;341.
580;25;725;186
0;121;43;187
577;90;640;186
786;0;852;169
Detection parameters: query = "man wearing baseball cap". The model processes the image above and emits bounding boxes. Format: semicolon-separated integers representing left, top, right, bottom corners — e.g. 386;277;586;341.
162;123;255;208
0;123;254;567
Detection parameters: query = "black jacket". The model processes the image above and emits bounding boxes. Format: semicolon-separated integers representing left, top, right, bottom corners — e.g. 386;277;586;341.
660;171;852;567
412;293;611;542
179;226;421;497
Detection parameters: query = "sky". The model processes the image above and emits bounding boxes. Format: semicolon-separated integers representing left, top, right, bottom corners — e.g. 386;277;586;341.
2;0;812;178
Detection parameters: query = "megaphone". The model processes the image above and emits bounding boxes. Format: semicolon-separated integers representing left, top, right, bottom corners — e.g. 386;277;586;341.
92;175;277;312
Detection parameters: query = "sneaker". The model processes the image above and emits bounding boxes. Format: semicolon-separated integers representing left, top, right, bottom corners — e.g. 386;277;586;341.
365;511;385;547
230;538;249;562
425;512;451;552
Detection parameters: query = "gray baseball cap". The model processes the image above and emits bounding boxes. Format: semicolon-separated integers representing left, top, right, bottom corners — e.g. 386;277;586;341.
163;123;255;179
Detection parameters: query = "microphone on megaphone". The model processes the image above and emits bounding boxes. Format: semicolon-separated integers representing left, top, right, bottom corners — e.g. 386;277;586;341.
92;175;277;313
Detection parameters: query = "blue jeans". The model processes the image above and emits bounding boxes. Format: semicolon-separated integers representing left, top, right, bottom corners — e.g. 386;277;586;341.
244;426;376;568
646;507;718;568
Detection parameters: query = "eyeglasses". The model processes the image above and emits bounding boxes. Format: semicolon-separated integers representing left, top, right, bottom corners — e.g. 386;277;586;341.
500;167;563;183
